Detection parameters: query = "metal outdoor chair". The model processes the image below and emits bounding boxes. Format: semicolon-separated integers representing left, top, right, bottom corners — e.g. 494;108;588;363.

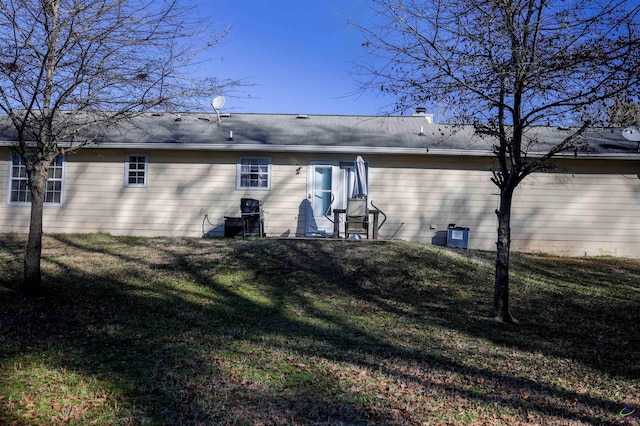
345;198;368;239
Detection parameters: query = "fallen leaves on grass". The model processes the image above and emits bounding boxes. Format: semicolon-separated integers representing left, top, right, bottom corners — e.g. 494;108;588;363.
0;235;638;425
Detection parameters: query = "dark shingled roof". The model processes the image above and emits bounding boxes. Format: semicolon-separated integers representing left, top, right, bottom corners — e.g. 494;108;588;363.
1;112;638;158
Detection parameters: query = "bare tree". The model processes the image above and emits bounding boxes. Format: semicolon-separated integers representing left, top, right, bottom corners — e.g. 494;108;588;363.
0;0;237;294
608;97;640;127
352;0;640;322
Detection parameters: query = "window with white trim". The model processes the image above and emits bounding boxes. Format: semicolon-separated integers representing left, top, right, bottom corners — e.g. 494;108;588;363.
237;157;271;190
9;153;64;205
125;155;148;187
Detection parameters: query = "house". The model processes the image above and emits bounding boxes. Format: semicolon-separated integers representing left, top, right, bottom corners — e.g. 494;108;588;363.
1;111;639;257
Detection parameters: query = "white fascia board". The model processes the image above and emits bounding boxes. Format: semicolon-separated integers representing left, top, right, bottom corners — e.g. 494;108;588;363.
87;142;499;156
3;141;638;160
89;142;417;153
524;151;640;160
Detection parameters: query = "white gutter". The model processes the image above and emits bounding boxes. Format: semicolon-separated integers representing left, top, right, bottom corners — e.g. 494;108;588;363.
519;151;640;160
2;141;639;160
75;142;505;156
82;143;640;159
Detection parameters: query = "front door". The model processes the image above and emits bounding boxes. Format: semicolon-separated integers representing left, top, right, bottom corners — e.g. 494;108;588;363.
306;163;340;236
306;160;369;236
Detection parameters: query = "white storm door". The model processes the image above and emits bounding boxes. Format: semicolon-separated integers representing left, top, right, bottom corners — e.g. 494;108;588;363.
306;163;340;235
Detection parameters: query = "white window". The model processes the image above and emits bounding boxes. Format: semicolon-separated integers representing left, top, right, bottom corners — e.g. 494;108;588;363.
9;153;64;205
125;155;148;187
237;157;271;190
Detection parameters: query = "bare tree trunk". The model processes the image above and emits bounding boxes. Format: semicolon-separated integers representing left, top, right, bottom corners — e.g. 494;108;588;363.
23;164;48;295
494;186;517;323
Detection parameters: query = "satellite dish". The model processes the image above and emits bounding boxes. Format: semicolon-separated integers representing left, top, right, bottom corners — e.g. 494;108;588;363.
622;126;640;142
211;96;225;111
211;96;225;126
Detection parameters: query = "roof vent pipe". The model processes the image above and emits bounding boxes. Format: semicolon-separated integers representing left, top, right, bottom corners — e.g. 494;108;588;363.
412;107;434;123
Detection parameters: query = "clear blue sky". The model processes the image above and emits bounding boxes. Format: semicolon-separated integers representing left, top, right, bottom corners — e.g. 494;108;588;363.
198;0;396;116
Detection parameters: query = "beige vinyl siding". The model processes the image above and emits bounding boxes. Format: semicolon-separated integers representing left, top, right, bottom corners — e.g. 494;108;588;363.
0;149;310;238
59;151;232;236
512;161;640;257
0;150;7;205
1;147;639;257
368;155;497;247
258;156;308;237
367;155;640;256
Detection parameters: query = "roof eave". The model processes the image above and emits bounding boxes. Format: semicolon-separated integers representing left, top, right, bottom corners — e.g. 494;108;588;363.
1;141;638;159
80;142;499;156
76;143;640;159
526;151;640;160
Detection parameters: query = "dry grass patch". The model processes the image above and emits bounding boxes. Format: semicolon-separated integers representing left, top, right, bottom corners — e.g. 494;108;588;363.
0;234;639;425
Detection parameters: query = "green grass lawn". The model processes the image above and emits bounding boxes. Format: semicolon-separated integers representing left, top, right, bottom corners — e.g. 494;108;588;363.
0;234;639;425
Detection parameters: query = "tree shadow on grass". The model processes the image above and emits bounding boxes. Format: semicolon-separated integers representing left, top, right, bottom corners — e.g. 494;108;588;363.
1;235;403;424
235;240;640;376
495;253;640;379
0;235;638;424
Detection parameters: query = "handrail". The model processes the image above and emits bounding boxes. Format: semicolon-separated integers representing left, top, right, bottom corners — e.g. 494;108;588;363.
323;193;335;223
371;201;387;232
